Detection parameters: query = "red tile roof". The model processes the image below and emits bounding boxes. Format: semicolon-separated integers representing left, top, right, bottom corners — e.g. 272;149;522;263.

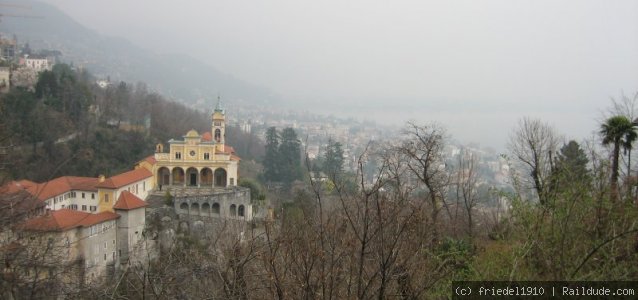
19;209;119;232
0;180;37;194
2;177;100;201
202;131;212;142
34;176;99;200
113;191;147;210
215;145;236;154
95;168;153;189
139;155;157;165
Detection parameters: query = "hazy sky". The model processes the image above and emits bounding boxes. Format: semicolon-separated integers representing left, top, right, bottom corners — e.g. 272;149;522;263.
39;0;638;148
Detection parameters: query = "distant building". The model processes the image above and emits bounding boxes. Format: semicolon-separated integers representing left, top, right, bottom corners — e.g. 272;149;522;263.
240;120;252;134
0;36;17;61
22;55;52;72
96;79;111;89
0;67;10;93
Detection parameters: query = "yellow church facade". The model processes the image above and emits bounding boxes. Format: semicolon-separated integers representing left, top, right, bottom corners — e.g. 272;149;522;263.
153;100;240;189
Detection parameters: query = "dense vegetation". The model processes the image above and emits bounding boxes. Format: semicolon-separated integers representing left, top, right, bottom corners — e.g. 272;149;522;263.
262;126;304;185
74;115;637;299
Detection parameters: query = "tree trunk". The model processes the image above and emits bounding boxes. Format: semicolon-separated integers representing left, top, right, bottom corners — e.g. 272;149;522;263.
611;141;621;202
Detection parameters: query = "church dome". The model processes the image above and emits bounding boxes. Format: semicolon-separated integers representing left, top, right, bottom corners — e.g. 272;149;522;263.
185;129;199;137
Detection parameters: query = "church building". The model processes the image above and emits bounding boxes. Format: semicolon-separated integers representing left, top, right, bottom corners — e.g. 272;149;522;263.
153;99;240;189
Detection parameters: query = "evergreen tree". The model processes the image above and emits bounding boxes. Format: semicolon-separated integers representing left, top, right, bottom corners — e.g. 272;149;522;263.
279;127;302;184
555;141;589;178
263;127;281;182
550;140;590;193
323;138;345;179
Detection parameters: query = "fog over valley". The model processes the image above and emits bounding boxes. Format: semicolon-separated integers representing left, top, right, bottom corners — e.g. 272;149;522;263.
4;1;638;297
31;0;638;148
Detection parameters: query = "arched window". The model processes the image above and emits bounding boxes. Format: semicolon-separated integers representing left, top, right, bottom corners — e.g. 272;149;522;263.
179;203;188;210
214;129;221;142
230;204;236;216
238;205;245;217
212;203;220;214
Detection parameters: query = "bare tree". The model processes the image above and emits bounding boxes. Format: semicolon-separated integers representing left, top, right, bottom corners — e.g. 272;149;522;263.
455;148;479;242
508;117;560;205
399;122;449;247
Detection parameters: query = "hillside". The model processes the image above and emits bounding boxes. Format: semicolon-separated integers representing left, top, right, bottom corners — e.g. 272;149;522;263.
1;0;279;109
0;63;264;183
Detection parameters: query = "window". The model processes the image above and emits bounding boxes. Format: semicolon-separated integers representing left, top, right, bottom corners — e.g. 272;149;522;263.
143;181;146;191
175;152;182;159
136;184;138;194
230;204;236;216
104;254;107;261
204;153;210;160
90;206;97;212
82;192;85;199
104;242;107;249
104;194;109;203
214;121;221;126
82;205;87;211
91;193;95;199
61;205;65;208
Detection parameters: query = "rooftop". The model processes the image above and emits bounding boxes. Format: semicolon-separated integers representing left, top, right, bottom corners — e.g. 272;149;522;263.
96;168;153;189
3;176;100;201
19;209;120;232
113;191;147;210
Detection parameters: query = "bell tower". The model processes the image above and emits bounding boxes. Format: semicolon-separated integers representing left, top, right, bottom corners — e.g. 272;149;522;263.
212;96;226;151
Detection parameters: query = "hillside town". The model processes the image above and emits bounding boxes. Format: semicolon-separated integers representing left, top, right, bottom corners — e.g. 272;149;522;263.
0;33;515;296
2;1;637;298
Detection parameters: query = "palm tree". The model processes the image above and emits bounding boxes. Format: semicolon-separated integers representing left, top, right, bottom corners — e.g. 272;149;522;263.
600;115;637;201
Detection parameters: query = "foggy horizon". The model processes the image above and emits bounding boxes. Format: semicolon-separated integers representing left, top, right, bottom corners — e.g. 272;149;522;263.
38;0;638;149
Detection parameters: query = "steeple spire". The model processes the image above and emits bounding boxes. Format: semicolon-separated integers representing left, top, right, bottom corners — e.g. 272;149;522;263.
214;95;224;113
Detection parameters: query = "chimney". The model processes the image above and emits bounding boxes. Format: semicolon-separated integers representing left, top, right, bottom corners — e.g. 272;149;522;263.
98;175;106;183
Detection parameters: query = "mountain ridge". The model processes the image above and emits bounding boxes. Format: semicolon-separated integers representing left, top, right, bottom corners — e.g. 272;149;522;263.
1;0;279;109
